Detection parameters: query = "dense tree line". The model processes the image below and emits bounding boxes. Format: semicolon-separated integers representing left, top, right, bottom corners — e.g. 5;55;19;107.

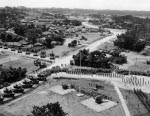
31;102;67;116
113;15;150;26
0;32;24;42
0;67;27;85
63;19;81;26
72;49;112;68
43;31;65;48
114;30;146;52
0;7;27;28
72;49;127;68
13;24;42;44
14;24;44;37
112;15;150;30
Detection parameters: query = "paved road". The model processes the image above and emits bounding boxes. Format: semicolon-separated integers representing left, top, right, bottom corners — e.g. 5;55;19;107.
39;28;123;72
113;82;131;116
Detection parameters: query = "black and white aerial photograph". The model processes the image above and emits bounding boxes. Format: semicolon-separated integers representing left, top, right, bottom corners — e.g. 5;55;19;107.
0;0;150;116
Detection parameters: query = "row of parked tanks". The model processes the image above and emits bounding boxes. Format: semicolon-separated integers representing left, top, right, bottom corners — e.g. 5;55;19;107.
0;45;47;58
0;45;58;60
0;76;47;104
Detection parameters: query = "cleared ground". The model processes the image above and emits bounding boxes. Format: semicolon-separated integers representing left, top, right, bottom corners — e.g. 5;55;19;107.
96;41;150;72
120;52;150;72
0;78;125;116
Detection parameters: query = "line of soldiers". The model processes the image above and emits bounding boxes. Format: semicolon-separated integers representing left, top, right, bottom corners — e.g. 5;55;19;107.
122;75;150;87
65;70;125;78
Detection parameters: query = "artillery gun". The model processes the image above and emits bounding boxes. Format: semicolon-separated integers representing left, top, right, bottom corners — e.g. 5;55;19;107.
18;49;22;53
4;45;8;49
3;88;15;98
33;52;38;56
50;52;55;60
23;80;32;85
13;88;24;93
11;47;15;51
13;84;22;89
40;51;46;58
26;51;30;55
147;60;150;65
22;84;33;88
34;59;47;68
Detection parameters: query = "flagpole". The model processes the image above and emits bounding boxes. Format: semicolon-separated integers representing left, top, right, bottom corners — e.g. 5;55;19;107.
79;50;81;93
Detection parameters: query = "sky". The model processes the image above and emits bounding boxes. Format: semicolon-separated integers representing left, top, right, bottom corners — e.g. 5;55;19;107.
1;0;150;11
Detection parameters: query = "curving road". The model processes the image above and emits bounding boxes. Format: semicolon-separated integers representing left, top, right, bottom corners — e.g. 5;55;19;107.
40;23;124;71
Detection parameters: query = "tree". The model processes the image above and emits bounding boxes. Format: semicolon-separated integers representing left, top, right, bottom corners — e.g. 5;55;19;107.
25;29;37;45
71;20;81;26
0;66;27;84
114;30;146;52
31;102;67;116
68;40;77;47
72;49;112;68
44;37;53;48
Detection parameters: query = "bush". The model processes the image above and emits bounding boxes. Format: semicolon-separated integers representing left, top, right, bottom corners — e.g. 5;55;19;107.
70;84;75;89
68;40;77;47
62;84;69;90
95;96;103;104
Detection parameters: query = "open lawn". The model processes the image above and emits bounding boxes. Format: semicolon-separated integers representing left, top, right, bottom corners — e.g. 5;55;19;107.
120;88;150;116
44;45;83;58
0;78;125;116
0;51;39;74
2;57;39;74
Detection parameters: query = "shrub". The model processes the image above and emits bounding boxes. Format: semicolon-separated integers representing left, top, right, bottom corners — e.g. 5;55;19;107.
62;84;69;90
95;96;103;104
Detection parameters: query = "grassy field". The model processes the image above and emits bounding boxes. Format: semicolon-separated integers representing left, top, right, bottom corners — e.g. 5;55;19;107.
0;78;125;116
2;57;39;74
42;32;108;57
44;45;83;57
120;88;150;116
0;51;39;74
0;32;108;73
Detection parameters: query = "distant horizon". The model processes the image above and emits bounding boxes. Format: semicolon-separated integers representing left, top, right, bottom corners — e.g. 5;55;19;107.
2;6;150;12
1;0;150;12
